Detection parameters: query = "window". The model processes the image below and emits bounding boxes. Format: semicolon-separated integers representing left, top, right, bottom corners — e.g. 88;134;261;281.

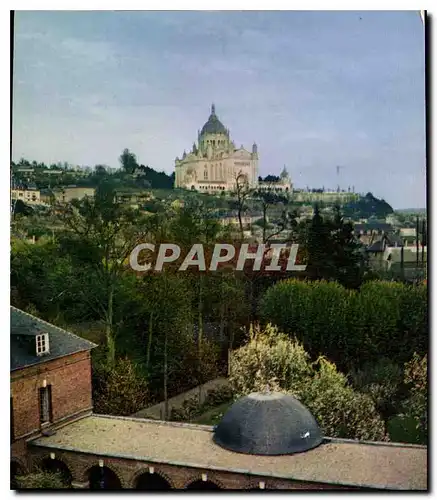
39;386;53;424
36;333;50;355
204;170;208;180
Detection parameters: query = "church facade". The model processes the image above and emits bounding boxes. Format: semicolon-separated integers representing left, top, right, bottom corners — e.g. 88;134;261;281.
174;105;259;193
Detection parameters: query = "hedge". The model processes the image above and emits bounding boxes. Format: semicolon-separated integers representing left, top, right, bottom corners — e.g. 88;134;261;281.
259;279;427;370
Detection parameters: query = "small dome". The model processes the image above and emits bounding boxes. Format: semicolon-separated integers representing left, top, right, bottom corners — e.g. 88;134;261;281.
213;392;323;456
200;104;228;136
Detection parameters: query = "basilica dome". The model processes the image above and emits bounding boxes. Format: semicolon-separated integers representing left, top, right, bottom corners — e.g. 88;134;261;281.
213;392;323;456
200;104;228;136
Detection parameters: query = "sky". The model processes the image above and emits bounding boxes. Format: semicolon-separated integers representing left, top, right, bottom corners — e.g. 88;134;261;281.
12;11;426;209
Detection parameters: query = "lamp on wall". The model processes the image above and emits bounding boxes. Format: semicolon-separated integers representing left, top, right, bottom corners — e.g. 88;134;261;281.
259;482;265;489
202;474;208;482
98;460;104;468
50;453;55;460
149;467;154;474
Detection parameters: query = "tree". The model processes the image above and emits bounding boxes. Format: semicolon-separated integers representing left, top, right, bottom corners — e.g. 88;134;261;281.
299;204;366;288
56;182;152;366
253;190;288;243
119;148;138;174
303;204;336;281
12;199;34;218
93;356;149;416
330;205;367;288
232;171;253;240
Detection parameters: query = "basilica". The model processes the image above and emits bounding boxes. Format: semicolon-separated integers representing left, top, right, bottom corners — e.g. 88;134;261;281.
174;104;260;193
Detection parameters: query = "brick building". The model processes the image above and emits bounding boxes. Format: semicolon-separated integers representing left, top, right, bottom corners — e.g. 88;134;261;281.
10;307;96;486
10;306;428;491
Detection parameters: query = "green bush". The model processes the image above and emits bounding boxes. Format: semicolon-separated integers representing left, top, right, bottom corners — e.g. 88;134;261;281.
301;357;386;441
93;357;149;416
402;353;427;439
15;471;69;489
229;324;387;441
170;386;235;423
350;357;403;424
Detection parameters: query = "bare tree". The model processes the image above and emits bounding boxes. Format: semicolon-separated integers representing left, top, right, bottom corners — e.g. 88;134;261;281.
233;171;253;240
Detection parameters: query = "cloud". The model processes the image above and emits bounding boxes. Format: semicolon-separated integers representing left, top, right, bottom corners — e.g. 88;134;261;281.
12;11;426;208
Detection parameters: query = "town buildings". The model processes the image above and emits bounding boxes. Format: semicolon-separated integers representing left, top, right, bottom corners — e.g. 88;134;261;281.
11;306;427;491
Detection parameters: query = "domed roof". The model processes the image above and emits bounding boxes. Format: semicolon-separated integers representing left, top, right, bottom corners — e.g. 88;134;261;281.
200;104;228;136
213;392;323;456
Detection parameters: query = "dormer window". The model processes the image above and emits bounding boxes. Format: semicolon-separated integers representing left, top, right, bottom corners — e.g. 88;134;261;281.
36;334;50;356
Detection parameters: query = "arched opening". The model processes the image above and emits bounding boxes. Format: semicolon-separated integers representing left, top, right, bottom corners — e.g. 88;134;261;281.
87;465;122;490
186;479;221;490
11;460;24;490
135;472;171;490
40;458;72;486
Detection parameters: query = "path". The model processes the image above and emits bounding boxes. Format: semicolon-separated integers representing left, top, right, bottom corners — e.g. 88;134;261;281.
131;377;229;420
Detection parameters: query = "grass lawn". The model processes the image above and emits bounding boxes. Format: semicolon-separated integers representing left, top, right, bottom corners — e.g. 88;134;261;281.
194;401;233;426
388;415;426;445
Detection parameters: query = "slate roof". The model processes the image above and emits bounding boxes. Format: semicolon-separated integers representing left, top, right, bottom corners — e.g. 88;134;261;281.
354;223;393;233
213;392;323;455
366;234;404;253
200;105;228;136
10;306;97;372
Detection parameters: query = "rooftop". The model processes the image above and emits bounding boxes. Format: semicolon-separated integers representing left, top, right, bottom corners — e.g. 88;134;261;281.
214;392;323;455
30;415;427;490
200;104;228;136
10;307;97;371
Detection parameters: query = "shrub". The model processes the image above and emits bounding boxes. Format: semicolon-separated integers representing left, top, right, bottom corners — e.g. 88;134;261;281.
170;396;200;422
229;324;312;397
301;357;387;441
93;357;149;416
203;385;234;407
229;324;387;441
402;353;427;437
170;386;235;423
350;358;404;423
15;471;69;489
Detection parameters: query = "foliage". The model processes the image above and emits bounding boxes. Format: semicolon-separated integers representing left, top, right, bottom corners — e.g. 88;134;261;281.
56;182;153;364
402;353;427;437
302;357;387;441
299;204;367;288
260;279;428;371
342;192;394;219
12;199;34;218
349;358;404;425
170;385;235;422
229;324;387;441
15;470;69;489
229;324;312;396
259;280;350;365
119;148;138;174
93;357;149;416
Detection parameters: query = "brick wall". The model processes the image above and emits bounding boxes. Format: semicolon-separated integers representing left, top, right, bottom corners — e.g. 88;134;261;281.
11;351;93;440
28;446;355;490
